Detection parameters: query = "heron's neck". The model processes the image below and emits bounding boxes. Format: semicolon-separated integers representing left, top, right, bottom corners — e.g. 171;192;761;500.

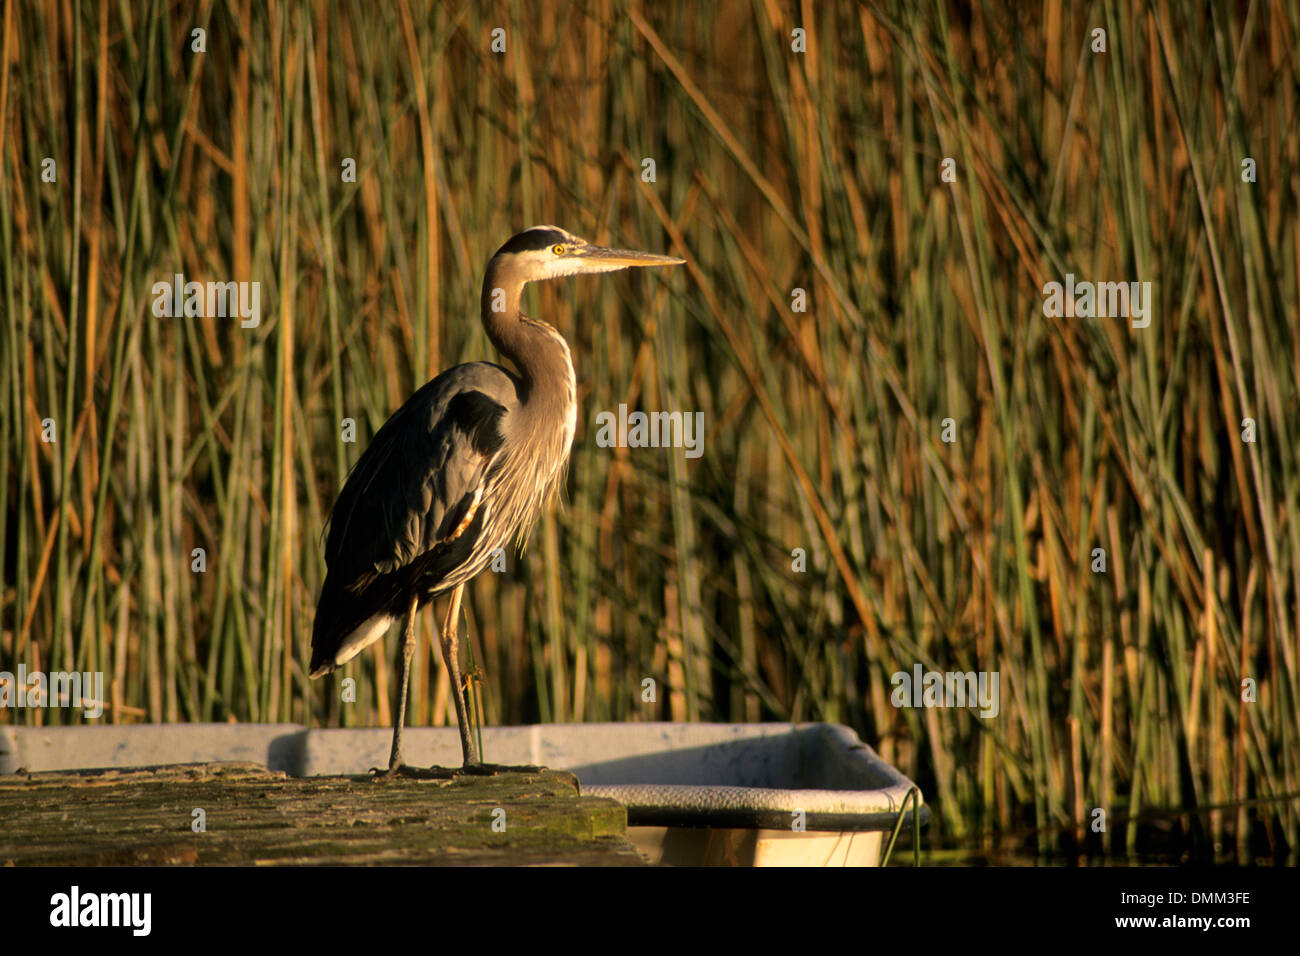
480;262;574;402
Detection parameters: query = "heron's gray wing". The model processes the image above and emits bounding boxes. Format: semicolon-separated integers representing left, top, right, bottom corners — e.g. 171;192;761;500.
310;363;516;672
325;361;516;583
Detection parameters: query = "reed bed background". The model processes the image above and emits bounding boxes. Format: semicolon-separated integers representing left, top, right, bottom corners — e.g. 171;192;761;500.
2;0;1298;862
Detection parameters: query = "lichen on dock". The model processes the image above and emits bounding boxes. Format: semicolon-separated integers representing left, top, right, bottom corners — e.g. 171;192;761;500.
0;762;642;866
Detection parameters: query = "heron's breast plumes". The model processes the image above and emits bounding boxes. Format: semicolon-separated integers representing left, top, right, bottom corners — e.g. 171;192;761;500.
476;318;577;563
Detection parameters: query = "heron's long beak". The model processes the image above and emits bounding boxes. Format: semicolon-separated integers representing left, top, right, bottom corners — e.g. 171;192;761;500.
578;244;685;269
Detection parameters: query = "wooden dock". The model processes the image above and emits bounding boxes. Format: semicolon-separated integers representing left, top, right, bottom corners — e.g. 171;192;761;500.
0;762;643;865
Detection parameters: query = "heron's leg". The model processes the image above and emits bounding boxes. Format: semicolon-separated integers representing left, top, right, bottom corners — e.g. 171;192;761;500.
440;583;481;766
383;593;419;774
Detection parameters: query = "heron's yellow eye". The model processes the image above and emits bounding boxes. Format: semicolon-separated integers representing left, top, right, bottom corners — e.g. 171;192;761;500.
552;244;565;256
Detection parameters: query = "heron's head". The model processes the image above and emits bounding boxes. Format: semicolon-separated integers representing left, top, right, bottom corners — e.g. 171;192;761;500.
489;225;684;285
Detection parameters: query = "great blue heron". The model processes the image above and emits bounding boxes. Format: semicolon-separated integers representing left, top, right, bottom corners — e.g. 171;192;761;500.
309;225;684;774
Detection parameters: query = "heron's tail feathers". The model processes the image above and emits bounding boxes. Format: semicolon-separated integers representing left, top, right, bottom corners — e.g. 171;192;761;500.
308;612;394;677
309;573;398;677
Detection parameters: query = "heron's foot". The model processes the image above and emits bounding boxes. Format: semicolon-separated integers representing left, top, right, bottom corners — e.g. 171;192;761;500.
371;761;545;779
455;762;546;776
370;763;469;780
369;762;425;780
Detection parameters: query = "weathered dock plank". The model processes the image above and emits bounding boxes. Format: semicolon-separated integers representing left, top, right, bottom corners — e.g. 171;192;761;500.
0;762;643;865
